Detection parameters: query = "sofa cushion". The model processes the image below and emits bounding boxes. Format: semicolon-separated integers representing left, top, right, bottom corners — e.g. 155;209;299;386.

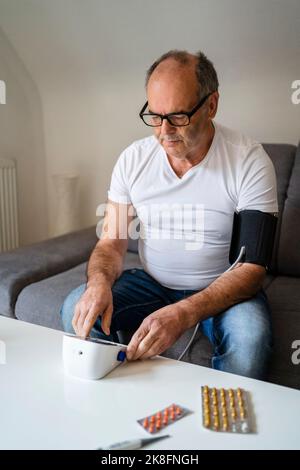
262;144;297;273
265;275;300;389
0;226;98;318
15;262;87;330
15;251;142;330
278;142;300;276
262;144;297;211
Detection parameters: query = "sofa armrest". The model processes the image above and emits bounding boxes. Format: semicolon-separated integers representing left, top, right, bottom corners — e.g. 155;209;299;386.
0;226;98;318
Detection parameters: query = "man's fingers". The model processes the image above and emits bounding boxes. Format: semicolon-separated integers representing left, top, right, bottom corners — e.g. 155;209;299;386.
126;325;148;360
80;302;113;338
73;305;85;336
132;333;158;360
77;305;90;337
72;303;82;334
127;324;157;360
74;302;98;337
101;303;113;336
82;305;102;337
138;339;162;360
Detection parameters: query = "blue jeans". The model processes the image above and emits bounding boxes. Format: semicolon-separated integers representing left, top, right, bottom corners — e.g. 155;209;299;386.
60;268;273;380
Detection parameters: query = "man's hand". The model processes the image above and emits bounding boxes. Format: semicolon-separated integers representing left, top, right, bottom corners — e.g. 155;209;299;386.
72;280;113;338
126;304;188;361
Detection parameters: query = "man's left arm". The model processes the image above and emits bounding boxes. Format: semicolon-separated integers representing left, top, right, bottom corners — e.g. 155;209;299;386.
126;262;266;360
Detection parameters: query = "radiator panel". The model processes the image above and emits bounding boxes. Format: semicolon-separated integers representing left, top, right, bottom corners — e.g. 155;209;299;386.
0;158;19;252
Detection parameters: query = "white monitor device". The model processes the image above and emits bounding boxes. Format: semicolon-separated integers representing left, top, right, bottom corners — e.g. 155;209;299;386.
63;334;127;380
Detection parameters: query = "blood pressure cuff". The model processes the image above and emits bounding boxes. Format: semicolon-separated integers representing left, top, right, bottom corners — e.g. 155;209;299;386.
229;210;278;268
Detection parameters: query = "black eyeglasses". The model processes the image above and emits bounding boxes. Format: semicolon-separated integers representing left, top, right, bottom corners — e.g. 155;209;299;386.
139;92;213;127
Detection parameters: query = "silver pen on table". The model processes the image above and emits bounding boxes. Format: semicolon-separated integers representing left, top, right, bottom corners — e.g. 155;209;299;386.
97;434;170;450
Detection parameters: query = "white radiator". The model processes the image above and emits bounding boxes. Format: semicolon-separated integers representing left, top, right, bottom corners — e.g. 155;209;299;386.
0;158;19;252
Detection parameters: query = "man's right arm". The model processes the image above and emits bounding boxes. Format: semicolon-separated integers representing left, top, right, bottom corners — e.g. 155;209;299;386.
72;199;133;338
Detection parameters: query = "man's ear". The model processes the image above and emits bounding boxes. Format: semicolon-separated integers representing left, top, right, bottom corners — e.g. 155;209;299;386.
208;91;219;119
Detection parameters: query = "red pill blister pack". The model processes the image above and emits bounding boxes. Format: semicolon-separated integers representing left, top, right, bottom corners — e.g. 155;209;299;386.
137;403;191;434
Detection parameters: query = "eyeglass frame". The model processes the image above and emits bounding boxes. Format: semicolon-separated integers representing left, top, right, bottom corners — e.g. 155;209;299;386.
139;91;213;127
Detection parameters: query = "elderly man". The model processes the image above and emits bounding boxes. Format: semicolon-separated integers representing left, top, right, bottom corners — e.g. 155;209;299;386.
61;50;278;379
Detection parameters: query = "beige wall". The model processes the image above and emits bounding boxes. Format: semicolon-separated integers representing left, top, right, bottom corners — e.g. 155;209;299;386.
0;0;299;240
42;80;149;233
0;27;48;245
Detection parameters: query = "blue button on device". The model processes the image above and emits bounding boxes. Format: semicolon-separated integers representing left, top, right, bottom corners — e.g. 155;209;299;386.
117;350;126;362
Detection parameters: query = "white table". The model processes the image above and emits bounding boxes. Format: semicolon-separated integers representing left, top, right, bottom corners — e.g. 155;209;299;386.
0;316;299;450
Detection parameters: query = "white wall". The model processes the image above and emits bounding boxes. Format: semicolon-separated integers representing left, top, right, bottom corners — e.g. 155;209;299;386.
0;26;48;245
0;0;299;238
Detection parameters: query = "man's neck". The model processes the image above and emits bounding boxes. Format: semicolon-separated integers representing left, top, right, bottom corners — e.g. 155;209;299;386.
167;122;215;177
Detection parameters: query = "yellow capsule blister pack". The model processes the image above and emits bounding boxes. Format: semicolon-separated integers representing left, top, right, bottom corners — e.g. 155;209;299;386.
201;386;253;433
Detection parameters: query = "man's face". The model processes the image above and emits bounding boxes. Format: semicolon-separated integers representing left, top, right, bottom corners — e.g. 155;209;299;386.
147;60;216;160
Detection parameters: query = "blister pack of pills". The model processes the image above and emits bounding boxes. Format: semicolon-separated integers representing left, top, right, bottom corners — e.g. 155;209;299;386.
137;403;191;434
201;386;253;433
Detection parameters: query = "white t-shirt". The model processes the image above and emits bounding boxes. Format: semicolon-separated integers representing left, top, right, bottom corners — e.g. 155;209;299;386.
107;122;278;290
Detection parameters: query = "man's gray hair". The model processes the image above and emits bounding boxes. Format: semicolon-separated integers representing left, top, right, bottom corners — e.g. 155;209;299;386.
145;50;219;98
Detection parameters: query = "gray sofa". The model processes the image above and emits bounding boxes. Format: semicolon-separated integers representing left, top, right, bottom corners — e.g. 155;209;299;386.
1;142;300;390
